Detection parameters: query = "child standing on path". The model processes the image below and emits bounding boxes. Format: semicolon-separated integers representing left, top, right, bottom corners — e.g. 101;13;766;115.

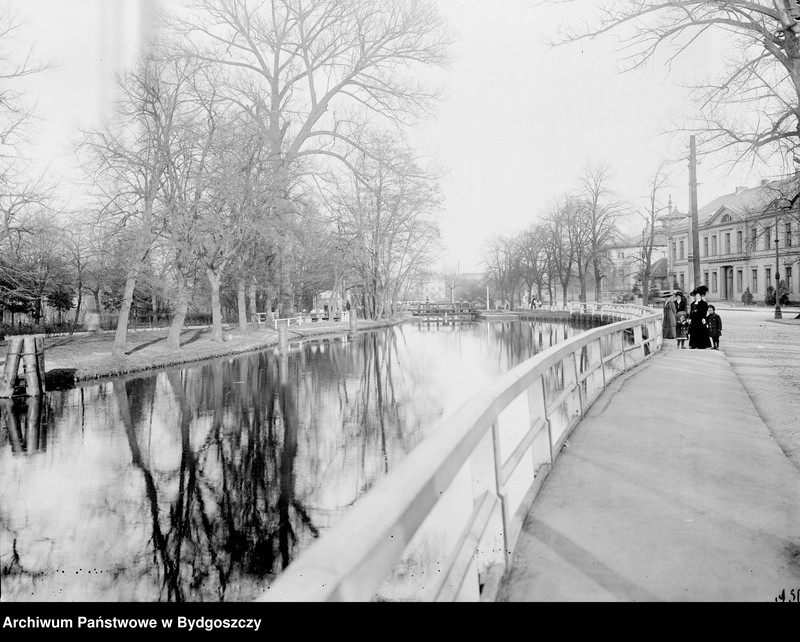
707;305;722;350
675;311;689;349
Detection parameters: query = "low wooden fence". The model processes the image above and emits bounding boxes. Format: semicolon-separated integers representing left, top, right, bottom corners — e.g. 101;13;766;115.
259;305;662;602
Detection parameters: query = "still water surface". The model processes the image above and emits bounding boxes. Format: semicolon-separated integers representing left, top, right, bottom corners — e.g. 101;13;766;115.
0;318;589;601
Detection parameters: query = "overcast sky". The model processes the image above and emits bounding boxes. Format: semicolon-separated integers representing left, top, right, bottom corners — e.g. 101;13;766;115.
8;0;759;272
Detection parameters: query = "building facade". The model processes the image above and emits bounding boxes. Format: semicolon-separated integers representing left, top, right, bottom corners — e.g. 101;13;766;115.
603;231;669;301
668;179;800;303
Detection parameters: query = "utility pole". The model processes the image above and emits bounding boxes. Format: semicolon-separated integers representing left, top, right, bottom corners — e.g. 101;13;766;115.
666;194;673;290
689;135;701;288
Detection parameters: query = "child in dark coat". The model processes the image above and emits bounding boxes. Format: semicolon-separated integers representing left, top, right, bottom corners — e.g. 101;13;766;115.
706;305;722;350
675;311;689;349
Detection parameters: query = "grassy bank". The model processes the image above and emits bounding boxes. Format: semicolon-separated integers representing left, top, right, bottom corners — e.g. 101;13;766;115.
1;317;403;386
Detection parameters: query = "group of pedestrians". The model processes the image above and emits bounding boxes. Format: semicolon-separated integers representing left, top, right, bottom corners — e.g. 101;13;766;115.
662;285;722;350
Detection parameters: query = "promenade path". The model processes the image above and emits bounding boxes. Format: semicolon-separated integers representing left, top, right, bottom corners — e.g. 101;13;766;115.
498;305;800;602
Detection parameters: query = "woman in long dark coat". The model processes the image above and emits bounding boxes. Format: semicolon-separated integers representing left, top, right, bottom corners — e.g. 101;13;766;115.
688;285;711;349
662;293;677;339
674;291;687;314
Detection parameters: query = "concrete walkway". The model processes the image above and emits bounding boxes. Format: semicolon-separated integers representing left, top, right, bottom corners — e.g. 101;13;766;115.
498;347;800;602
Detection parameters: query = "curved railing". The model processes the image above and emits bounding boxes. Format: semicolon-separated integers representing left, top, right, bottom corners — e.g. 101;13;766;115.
259;305;663;602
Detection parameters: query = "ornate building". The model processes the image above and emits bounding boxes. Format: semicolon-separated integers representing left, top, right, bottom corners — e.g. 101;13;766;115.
668;179;799;303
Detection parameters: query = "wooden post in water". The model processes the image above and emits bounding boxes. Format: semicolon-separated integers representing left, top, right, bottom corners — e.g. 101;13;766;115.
22;336;43;396
0;335;45;397
35;335;46;393
0;336;24;397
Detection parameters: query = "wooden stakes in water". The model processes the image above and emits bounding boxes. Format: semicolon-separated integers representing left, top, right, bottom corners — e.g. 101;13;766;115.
0;336;24;397
0;334;46;397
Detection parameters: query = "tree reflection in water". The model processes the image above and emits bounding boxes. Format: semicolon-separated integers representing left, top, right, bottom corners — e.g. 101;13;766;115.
0;319;584;601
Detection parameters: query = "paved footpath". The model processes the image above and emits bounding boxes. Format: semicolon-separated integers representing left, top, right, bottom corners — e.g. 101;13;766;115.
713;305;800;474
498;340;800;602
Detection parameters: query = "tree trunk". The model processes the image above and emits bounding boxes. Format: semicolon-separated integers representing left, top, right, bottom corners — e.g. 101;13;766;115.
206;268;223;342
248;280;259;326
593;260;603;301
112;272;138;356
237;278;248;333
70;284;83;336
166;279;189;349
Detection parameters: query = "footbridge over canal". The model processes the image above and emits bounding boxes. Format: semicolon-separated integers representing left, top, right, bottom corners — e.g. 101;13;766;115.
259;304;800;602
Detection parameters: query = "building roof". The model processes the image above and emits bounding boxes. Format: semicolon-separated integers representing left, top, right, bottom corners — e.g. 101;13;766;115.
613;230;669;248
651;257;668;279
671;177;800;231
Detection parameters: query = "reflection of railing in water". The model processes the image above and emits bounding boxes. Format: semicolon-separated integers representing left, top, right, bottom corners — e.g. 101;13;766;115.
260;305;662;602
0;396;47;454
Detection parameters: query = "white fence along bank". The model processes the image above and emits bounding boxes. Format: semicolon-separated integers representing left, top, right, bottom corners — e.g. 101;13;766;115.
259;304;663;602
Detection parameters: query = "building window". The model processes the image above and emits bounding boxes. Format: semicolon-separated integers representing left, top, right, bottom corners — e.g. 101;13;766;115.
703;236;708;257
737;269;743;293
679;273;685;290
788;266;793;293
737;230;743;252
765;226;772;250
711;235;717;255
672;242;677;261
751;227;758;248
725;232;731;254
766;267;771;285
712;271;718;293
679;240;684;260
752;269;758;292
703;271;709;286
786;222;792;247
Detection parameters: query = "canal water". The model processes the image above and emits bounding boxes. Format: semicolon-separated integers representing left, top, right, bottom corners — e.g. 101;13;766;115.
0;318;592;602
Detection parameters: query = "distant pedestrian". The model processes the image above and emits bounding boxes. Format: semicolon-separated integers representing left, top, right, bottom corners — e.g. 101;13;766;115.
707;304;722;350
675;311;689;349
662;292;677;340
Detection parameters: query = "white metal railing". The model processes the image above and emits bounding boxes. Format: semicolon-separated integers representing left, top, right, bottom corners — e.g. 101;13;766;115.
255;311;352;329
566;302;658;317
259;306;662;602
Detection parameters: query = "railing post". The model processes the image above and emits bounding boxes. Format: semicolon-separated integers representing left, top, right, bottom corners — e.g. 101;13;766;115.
573;349;584;417
491;420;511;569
541;377;554;467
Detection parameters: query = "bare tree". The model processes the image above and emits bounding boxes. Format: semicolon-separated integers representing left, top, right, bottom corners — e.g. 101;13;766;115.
576;161;626;300
331;134;442;319
170;0;450;311
633;160;671;306
0;7;52;251
482;233;521;310
542;195;581;306
516;224;550;304
442;263;460;304
549;1;800;169
79;52;184;356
